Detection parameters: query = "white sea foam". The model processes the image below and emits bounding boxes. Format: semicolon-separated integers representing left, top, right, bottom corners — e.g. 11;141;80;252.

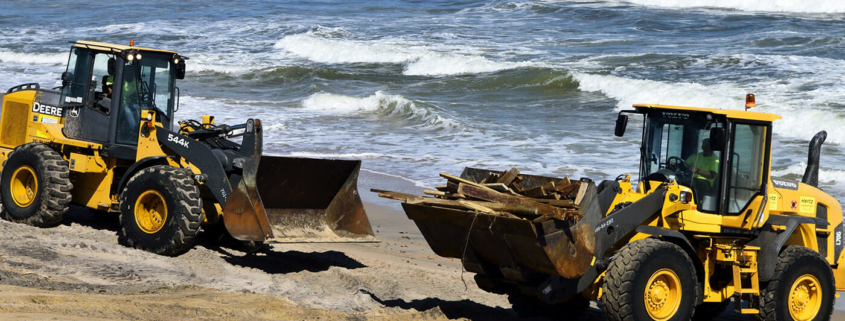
619;0;845;13
275;34;416;64
772;162;845;187
405;55;537;76
0;50;66;65
574;72;741;109
301;91;459;128
287;151;388;159
274;33;539;76
573;72;845;145
189;63;266;74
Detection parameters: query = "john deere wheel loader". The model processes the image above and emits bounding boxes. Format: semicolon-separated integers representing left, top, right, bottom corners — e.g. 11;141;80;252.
0;40;374;255
387;96;844;320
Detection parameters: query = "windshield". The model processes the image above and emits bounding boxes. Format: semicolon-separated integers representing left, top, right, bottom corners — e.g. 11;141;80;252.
115;51;175;145
642;111;724;213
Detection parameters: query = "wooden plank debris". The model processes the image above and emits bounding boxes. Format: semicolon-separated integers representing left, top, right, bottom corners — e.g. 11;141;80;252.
377;168;588;224
496;167;521;186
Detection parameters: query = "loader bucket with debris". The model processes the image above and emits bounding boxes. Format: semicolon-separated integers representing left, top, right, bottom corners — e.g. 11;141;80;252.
383;167;603;279
223;154;376;243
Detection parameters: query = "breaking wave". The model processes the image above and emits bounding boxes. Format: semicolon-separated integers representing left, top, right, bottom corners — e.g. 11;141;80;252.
301;91;460;129
274;33;540;76
0;50;66;65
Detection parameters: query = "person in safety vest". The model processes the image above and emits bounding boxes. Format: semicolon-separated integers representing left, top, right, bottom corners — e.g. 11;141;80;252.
685;138;719;193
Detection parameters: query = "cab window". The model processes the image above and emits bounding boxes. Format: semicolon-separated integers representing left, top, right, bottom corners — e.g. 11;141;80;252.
643;112;723;213
726;123;767;214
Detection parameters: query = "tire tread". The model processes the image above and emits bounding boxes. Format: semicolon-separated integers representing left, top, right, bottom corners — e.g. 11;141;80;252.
601;238;698;321
1;143;72;226
118;166;202;256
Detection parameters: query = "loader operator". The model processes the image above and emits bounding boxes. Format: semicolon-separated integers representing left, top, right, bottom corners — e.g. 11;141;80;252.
116;65;142;143
103;76;113;98
685;138;719;194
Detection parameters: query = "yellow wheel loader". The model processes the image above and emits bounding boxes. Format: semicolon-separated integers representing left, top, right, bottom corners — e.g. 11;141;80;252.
388;96;844;320
0;41;374;255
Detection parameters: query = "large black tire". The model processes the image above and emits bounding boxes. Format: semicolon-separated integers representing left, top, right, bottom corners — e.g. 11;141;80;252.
118;166;203;256
754;246;834;321
0;143;72;226
602;238;698;321
693;300;729;320
508;292;590;320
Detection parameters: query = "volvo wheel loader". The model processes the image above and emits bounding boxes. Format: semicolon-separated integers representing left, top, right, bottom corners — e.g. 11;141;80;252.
384;96;843;320
0;40;375;255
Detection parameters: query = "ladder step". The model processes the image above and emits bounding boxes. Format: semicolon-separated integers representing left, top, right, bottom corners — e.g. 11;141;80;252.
737;289;758;294
739;308;760;314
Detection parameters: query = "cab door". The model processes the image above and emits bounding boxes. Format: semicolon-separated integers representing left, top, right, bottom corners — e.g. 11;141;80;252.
62;48;112;143
720;121;771;230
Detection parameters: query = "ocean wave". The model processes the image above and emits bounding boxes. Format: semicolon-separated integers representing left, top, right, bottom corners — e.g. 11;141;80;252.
572;72;845;145
416;67;579;94
274;33;540;76
772;162;845;185
0;50;66;65
619;0;845;13
301;91;460;129
573;72;739;109
189;62;266;74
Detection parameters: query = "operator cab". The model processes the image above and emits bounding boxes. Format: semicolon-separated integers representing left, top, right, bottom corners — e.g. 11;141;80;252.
59;40;186;159
617;104;777;216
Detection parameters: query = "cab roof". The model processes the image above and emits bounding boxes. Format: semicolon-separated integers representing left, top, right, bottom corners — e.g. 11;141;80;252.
632;104;782;122
73;40;178;55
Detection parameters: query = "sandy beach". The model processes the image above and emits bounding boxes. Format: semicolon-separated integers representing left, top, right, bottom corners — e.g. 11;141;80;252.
0;169;841;320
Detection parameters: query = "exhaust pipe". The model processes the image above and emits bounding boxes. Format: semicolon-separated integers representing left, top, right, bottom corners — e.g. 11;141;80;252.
802;131;827;187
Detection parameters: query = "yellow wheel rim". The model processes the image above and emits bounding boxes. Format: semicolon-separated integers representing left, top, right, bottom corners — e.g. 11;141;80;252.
644;268;682;321
134;190;168;234
10;165;38;207
789;274;822;321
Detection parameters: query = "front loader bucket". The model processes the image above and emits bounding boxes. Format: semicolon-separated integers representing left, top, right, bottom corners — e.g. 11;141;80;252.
252;156;376;243
401;168;600;279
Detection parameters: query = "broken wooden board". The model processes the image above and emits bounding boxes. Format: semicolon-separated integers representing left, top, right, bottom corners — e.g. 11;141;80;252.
457;183;563;216
523;181;557;198
574;182;589;206
440;172;497;192
483;183;510;192
374;190;424;202
496;167;521;186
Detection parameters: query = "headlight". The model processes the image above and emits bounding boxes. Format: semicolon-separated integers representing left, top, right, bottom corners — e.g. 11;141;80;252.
135;53;142;60
127;54;134;62
679;191;692;204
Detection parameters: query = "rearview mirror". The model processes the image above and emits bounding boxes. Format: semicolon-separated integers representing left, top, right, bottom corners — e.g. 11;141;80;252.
615;114;628;137
709;127;725;151
61;72;69;87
